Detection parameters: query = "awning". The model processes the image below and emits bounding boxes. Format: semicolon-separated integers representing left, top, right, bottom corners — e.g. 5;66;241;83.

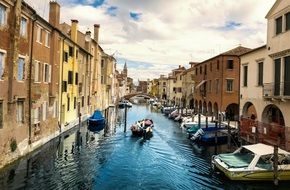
195;80;206;89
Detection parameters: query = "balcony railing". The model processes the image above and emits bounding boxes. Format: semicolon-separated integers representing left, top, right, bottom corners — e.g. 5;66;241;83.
263;82;290;98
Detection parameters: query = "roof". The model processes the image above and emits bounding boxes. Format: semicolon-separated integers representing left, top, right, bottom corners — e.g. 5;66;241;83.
265;0;281;18
243;143;290;156
195;46;252;67
239;45;267;57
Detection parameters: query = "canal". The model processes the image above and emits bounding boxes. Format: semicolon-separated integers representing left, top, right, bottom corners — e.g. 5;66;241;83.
0;104;290;190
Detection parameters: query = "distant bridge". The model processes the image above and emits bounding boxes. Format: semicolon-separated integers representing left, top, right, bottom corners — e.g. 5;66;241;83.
123;93;155;100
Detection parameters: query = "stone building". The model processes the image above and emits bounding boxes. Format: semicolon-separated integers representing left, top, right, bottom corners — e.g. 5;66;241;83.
240;0;290;150
193;46;251;120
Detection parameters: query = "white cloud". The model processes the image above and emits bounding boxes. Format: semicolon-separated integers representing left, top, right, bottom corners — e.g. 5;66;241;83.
24;0;276;81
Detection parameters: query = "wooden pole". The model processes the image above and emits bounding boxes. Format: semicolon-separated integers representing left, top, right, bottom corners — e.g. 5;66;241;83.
273;144;279;186
124;106;127;132
227;119;231;150
198;113;201;128
206;112;208;129
215;121;218;144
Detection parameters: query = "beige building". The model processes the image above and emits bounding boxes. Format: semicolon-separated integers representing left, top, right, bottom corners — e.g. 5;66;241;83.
182;63;196;108
240;0;290;150
157;75;167;101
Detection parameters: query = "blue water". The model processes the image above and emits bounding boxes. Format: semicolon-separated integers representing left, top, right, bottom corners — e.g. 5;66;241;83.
0;105;289;190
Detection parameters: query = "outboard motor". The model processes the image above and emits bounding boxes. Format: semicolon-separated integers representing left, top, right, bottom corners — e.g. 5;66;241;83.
190;128;205;141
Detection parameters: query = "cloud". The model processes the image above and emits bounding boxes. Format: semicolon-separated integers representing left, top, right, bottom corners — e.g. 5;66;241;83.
24;0;276;81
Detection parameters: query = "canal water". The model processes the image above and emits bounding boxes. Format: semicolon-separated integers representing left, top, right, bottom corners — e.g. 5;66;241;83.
1;104;290;190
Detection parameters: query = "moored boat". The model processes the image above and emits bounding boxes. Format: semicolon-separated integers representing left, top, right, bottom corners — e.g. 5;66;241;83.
88;110;106;132
212;143;290;181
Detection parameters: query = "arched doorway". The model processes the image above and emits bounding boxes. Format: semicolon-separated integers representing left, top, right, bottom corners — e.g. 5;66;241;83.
208;102;213;116
262;105;285;126
242;102;257;118
203;101;207;115
225;103;239;121
189;98;194;109
213;102;218;120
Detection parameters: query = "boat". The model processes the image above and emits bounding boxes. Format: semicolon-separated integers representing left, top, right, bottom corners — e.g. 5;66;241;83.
190;127;228;144
88;110;106;132
130;119;154;138
212;143;290;181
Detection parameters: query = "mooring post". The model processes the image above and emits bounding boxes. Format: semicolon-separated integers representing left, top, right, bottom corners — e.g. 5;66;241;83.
273;144;279;186
198;113;201;128
215;121;218;144
227;119;231;150
124;106;127;132
206;112;208;129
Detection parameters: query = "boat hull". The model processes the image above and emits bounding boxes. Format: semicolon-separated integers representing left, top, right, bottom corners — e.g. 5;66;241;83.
214;160;290;181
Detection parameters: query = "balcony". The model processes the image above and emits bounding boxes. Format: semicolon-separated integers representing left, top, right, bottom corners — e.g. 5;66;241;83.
263;82;290;99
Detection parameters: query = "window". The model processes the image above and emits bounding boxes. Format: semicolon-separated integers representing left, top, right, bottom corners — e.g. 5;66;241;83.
217;60;220;70
68;71;73;84
205;65;207;75
74;97;76;109
210;62;212;71
163;82;166;86
0;4;7;26
276;16;282;35
45;31;50;47
0;101;3;129
18;57;25;81
101;75;104;84
180;75;182;80
81;96;84;107
34;61;41;82
286;12;290;31
17;100;24;123
62;81;67;92
63;51;68;62
0;51;5;79
215;79;219;93
42;101;47;121
43;64;51;83
243;65;248;87
33;107;40;124
67;97;70;111
69;46;74;57
20;17;27;37
87;96;90;105
36;26;42;43
227;59;234;69
101;59;104;68
75;73;78;85
226;79;234;92
200;66;202;74
258;62;263;86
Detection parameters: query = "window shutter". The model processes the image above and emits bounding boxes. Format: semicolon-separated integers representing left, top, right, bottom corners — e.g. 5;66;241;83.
43;63;46;82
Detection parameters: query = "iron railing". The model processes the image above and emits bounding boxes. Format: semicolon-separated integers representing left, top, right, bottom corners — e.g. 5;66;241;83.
263;82;290;98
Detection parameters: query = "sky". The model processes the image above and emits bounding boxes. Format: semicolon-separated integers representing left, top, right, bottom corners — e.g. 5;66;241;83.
25;0;276;81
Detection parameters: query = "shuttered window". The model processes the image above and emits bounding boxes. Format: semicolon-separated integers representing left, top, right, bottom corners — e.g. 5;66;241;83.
258;62;263;86
0;4;6;26
243;65;248;87
276;16;282;35
286;12;290;31
0;101;3;129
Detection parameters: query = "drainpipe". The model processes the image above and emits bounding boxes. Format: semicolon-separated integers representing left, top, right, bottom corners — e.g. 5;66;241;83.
28;13;37;144
60;38;65;126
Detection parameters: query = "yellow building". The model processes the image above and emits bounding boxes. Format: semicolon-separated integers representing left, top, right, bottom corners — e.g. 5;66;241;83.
59;20;80;125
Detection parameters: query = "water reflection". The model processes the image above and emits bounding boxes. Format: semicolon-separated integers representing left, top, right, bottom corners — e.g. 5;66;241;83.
0;105;290;190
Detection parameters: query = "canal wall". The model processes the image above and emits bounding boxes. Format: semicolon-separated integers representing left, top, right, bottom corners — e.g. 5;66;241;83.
0;114;90;170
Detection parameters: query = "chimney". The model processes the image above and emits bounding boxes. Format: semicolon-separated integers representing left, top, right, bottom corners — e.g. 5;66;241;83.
179;65;181;68
85;30;91;50
49;1;60;28
94;24;100;43
71;19;78;42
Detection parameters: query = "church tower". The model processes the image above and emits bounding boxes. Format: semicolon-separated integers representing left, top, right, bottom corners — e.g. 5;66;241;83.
123;62;128;77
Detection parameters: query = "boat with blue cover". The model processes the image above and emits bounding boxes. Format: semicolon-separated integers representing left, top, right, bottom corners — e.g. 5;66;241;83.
88;110;106;132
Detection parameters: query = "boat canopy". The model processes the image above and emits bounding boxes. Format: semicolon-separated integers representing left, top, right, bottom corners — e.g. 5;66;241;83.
242;143;290;156
91;110;104;120
218;153;254;168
